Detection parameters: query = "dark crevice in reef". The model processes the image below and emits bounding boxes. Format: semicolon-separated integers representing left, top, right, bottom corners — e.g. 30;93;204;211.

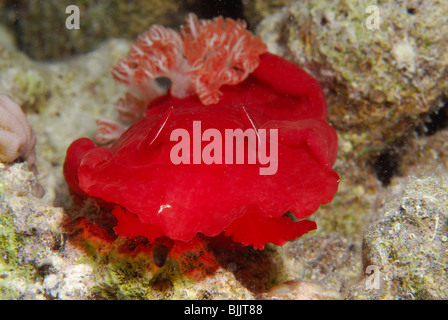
212;245;284;293
374;147;401;187
416;98;448;136
187;0;244;21
373;98;448;187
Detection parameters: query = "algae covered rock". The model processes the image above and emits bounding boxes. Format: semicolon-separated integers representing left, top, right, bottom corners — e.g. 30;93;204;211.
0;163;94;299
349;174;448;299
0;163;257;300
259;280;342;300
7;0;189;60
242;0;293;27
256;0;448;164
0;46;50;112
279;233;362;296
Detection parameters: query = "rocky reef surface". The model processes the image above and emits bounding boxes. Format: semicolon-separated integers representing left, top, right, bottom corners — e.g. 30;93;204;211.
1;0;448;299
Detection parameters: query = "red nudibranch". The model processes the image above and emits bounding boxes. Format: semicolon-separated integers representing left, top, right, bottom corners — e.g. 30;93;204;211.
63;14;339;250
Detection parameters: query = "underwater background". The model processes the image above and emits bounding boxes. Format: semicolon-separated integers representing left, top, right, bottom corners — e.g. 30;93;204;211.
0;0;447;300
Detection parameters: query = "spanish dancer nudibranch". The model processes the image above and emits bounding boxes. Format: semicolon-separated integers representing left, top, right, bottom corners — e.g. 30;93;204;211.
63;14;339;250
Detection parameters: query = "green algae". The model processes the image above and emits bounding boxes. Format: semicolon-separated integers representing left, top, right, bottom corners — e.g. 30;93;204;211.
0;204;34;299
